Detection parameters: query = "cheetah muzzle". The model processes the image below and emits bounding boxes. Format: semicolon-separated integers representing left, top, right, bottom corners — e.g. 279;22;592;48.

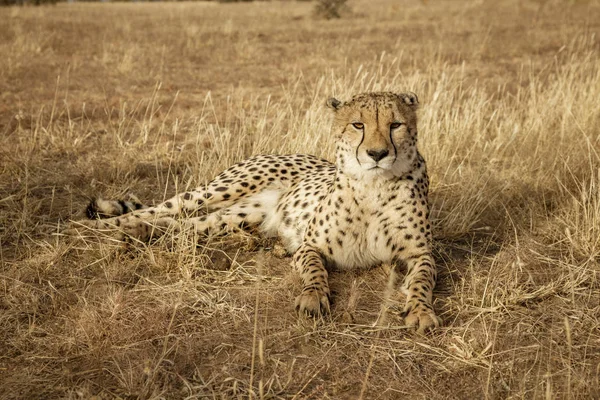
65;92;442;334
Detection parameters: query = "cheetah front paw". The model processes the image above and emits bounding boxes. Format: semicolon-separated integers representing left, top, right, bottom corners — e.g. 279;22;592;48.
295;288;330;317
402;300;441;334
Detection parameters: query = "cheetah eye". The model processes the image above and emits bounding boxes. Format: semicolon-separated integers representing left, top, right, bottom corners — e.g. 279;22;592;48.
390;122;403;130
352;122;364;130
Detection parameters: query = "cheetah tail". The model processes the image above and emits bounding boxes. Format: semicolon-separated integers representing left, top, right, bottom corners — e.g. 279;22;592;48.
85;193;147;219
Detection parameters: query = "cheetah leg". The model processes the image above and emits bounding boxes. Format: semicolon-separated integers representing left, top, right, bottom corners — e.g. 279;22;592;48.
293;245;331;316
67;185;230;236
70;195;275;242
399;253;441;334
183;203;270;238
67;157;287;235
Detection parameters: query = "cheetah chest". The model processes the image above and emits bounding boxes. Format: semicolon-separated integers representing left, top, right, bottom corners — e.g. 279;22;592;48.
305;177;425;270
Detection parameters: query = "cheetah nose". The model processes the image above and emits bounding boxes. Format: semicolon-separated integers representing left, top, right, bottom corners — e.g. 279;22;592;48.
366;149;389;162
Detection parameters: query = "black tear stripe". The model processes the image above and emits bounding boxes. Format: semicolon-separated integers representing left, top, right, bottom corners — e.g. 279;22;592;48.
390;134;398;157
355;132;365;166
390;120;398;159
355;111;365;166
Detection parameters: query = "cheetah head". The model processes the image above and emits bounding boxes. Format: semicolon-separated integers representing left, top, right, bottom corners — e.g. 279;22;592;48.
327;91;419;180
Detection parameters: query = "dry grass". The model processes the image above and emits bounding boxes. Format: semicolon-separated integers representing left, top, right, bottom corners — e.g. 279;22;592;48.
1;0;600;398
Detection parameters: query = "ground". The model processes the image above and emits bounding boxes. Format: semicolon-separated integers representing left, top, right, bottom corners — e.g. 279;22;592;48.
1;0;600;398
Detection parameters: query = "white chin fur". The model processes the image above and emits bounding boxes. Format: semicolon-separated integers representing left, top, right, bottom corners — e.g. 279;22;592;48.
344;154;412;180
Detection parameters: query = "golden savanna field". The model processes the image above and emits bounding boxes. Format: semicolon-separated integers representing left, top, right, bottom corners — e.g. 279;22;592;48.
1;0;600;398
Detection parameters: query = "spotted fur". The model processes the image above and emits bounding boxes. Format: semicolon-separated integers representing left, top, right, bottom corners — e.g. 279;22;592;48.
86;194;146;219
69;92;441;333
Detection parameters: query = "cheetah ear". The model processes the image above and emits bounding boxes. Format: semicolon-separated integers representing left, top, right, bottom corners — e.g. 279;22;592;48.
326;97;343;111
398;92;419;109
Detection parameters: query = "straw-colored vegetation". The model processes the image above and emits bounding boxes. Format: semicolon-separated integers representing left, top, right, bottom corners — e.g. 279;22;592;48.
1;0;599;398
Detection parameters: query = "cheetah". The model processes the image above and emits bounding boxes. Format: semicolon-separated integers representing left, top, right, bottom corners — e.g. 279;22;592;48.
68;91;441;333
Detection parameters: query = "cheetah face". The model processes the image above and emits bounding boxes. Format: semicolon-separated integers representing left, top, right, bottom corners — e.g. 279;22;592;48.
327;92;419;180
